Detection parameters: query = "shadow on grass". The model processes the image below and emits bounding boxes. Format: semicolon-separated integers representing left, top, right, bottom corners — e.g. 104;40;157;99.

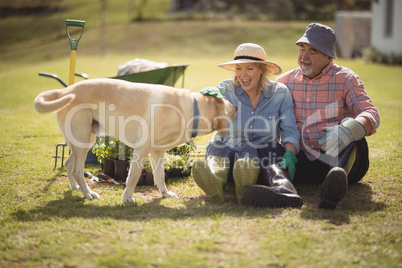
10;187;288;223
296;182;387;225
10;178;386;225
42;167;68;193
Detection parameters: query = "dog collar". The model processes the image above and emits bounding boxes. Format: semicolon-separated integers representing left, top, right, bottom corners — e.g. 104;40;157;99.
192;98;199;138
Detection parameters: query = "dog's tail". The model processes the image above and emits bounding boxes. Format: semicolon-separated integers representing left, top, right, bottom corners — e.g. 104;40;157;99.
34;89;75;114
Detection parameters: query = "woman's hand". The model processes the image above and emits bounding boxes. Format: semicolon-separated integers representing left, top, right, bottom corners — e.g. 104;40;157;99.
279;150;297;180
199;87;225;99
280;143;298;180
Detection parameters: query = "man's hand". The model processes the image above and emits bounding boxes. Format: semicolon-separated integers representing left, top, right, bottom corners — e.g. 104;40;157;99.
319;117;366;157
279;150;297;181
199;86;225;99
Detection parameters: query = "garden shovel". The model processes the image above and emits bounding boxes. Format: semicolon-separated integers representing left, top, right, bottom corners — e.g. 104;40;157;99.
66;19;85;85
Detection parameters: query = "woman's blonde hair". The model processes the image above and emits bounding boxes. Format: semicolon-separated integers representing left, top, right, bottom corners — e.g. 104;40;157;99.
232;63;271;92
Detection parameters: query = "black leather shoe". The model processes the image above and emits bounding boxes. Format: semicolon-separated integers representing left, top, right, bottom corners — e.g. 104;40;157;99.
318;167;348;210
243;185;303;208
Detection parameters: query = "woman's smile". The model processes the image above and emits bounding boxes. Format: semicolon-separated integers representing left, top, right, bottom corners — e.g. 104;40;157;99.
235;63;262;92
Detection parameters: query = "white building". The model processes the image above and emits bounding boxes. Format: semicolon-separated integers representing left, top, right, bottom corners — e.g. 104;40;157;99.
371;0;402;55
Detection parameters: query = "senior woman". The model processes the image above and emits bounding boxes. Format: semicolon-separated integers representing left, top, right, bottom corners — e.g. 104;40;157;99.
193;43;303;208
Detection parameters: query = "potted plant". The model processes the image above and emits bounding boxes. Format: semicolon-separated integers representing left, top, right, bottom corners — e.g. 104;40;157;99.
92;136;132;181
92;136;114;177
164;140;196;178
141;156;154;185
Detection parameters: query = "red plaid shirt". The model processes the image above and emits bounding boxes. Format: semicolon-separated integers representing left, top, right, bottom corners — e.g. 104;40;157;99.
276;61;380;160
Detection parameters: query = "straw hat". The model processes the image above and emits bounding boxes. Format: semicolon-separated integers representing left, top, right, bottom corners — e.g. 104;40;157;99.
217;43;282;75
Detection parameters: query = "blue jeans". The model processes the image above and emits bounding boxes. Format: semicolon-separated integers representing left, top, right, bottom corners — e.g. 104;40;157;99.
206;141;286;183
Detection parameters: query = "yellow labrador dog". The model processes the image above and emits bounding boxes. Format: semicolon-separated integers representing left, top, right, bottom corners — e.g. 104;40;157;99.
34;78;237;202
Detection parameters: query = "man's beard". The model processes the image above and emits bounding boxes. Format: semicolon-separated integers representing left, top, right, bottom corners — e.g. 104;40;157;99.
299;61;313;76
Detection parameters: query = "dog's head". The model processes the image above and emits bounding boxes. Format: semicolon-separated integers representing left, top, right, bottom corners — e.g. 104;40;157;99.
195;93;237;137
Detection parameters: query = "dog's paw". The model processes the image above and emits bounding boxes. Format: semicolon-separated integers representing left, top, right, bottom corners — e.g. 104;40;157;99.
90;191;100;199
70;184;80;190
84;191;100;200
121;189;135;203
122;196;135;203
162;191;178;199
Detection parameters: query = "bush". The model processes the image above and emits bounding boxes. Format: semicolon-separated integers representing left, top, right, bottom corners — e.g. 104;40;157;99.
362;46;402;65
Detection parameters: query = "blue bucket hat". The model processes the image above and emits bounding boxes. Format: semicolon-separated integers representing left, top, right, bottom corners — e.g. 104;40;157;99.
296;23;337;59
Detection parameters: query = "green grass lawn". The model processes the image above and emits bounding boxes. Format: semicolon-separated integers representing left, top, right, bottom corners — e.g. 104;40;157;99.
0;12;401;268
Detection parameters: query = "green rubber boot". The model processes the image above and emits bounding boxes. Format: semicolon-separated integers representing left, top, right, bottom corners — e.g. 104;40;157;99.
192;156;230;202
233;157;260;204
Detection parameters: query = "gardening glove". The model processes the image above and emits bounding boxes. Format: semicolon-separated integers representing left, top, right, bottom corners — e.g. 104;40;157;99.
279;150;297;181
319;117;366;158
200;86;225;99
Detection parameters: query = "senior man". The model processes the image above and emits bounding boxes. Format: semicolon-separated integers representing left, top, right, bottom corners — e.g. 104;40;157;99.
243;23;380;209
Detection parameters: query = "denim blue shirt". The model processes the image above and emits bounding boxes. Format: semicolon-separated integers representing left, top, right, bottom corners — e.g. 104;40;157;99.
217;79;300;153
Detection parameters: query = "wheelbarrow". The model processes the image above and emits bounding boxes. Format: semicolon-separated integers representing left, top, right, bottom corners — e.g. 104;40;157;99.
39;64;189;88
